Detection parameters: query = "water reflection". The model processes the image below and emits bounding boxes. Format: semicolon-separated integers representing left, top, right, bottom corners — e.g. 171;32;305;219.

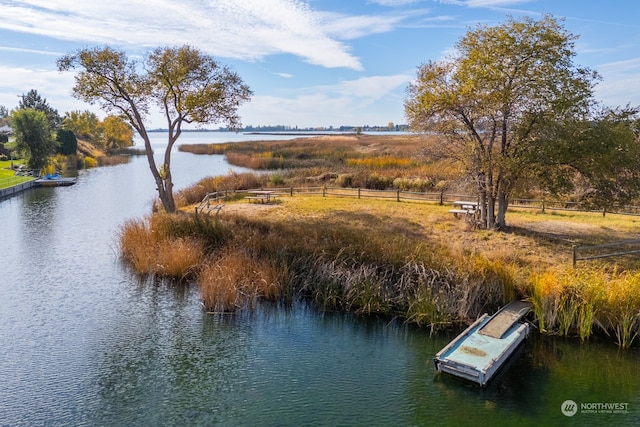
1;133;640;425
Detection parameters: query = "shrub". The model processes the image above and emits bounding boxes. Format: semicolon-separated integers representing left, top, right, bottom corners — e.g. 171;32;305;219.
269;173;285;186
336;173;354;188
84;156;98;168
366;173;393;190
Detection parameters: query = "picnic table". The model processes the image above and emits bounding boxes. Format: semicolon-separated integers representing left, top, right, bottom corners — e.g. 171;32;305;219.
449;200;478;218
245;190;278;204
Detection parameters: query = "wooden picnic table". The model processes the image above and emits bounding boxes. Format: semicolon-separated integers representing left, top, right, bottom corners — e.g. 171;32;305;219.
449;200;479;219
245;190;278;204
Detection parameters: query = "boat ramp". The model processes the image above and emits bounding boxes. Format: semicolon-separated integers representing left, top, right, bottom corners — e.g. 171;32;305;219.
434;300;532;386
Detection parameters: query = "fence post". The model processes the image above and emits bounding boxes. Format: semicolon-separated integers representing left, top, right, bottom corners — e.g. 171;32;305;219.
290;187;293;197
542;199;545;214
572;245;577;268
602;208;606;217
322;186;326;197
440;191;444;205
397;190;400;202
357;188;361;199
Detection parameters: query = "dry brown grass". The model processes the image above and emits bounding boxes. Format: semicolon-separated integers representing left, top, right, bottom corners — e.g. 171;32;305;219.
119;215;205;279
121;134;640;347
178;134;465;192
120;194;640;346
199;249;283;312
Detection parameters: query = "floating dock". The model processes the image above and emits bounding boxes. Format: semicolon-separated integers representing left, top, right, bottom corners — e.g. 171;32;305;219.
434;300;532;386
35;174;77;187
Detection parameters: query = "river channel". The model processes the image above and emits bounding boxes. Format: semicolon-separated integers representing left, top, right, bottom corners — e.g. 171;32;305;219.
1;132;639;426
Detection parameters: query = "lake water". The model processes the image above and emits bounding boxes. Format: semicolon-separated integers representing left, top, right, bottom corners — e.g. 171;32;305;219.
1;132;639;426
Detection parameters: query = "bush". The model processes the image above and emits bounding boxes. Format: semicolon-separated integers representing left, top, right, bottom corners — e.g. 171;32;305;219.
269;173;285;186
336;173;354;188
84;156;98;168
366;173;393;190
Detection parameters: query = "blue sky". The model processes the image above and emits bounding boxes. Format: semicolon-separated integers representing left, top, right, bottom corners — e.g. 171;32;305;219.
1;0;639;129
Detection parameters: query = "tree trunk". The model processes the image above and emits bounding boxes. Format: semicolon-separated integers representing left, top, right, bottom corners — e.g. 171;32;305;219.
486;193;496;229
138;128;177;213
156;176;176;213
495;191;508;230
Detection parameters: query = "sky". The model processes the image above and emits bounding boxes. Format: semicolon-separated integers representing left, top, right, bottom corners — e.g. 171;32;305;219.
1;0;639;129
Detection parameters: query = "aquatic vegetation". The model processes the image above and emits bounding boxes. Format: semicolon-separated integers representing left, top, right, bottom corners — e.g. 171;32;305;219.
119;192;640;348
528;267;640;347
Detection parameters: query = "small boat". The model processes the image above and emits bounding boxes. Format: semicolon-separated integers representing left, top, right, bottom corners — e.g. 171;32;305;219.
35;173;77;187
434;300;531;386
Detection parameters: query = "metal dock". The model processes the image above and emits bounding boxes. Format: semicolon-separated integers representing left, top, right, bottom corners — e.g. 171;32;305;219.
434;300;532;386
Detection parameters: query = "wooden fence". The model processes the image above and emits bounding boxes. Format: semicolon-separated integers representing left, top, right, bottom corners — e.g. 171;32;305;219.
237;186;640;266
572;240;640;267
260;186;640;218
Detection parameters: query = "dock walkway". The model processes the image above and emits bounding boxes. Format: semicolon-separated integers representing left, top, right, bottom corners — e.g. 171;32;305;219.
478;300;531;339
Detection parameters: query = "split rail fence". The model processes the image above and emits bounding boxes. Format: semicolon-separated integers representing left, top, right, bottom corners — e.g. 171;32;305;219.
247;186;640;218
200;186;640;265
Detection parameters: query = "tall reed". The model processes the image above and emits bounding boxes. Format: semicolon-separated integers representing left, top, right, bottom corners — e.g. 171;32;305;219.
199;249;283;312
528;267;640;346
118;201;640;348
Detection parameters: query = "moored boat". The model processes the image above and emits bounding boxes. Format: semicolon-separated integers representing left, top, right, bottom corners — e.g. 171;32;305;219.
35;173;77;187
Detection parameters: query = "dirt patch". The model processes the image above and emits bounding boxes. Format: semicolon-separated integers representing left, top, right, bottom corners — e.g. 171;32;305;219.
460;346;487;357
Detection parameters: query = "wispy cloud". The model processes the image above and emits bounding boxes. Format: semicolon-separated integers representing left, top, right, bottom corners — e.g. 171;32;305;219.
368;0;422;6
595;57;640;108
241;74;412;127
0;64;93;113
320;12;410;39
0;0;364;70
318;7;435;40
435;0;533;7
0;46;62;56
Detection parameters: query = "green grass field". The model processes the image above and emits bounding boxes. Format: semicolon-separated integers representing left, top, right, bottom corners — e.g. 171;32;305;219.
0;160;34;189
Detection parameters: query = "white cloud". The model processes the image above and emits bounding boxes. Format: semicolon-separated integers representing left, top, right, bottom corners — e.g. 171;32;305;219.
0;0;364;70
368;0;422;6
240;74;411;127
595;58;640;108
0;64;100;115
0;46;62;56
275;72;293;78
333;74;412;100
320;12;409;40
435;0;532;6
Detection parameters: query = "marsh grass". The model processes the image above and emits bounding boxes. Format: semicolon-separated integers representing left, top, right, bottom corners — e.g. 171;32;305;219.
120;188;640;347
528;267;640;347
199;250;283;312
98;155;129;167
120;214;219;279
178;135;465;192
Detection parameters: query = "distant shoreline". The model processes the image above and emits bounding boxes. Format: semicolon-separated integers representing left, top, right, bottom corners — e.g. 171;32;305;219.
244;132;355;136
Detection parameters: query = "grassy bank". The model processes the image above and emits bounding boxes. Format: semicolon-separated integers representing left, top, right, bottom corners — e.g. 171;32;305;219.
119;181;640;348
0;159;33;189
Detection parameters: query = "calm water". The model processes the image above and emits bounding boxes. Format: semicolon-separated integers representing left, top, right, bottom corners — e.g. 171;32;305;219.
1;132;639;426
